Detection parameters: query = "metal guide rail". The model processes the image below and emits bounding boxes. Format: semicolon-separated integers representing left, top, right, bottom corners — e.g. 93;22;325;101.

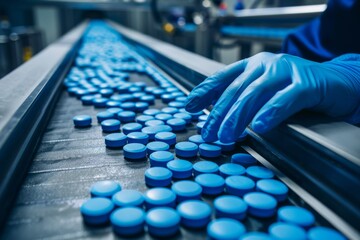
0;20;358;239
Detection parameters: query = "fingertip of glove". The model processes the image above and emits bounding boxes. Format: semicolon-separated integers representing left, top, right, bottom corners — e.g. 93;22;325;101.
251;121;267;134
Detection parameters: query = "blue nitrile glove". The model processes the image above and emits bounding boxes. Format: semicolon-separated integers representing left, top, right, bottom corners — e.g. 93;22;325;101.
185;52;360;143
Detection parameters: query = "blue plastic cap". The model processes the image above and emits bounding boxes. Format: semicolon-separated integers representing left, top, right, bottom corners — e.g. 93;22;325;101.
122;122;142;135
136;115;154;125
144;188;176;209
145;119;165;127
166;159;193;179
199;143;222;158
96;111;115;123
73;115;92;127
231;153;257;167
166;118;186;131
80;197;114;217
175;141;198;158
188;134;206;145
219;163;246;178
243;192;277;218
145;207;180;237
177;200;211;228
307;227;346;240
110;207;145;227
269;222;307;240
246;166;274;180
168;101;185;108
225;175;255;197
149;151;174;167
106;107;123;115
278;206;315;228
162;107;179;115
196;121;206;133
155;113;173;121
256;179;288;202
213;140;235;152
214;195;248;220
117;111;136;123
101;119;121;132
90;180;121;198
207;218;246;240
240;232;274;240
123;143;147;160
171;180;202;201
105;133;127;148
120;102;136;111
193;161;219;176
145;167;173;187
142;125;173;140
154;132;177;145
195;173;225;195
143;109;161;116
147;141;170;155
112;189;144;208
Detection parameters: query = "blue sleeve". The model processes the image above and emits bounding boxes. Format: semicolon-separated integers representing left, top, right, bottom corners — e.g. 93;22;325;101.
281;0;360;62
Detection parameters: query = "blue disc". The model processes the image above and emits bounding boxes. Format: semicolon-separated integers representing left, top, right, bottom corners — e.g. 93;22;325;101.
155;113;173;121
132;92;146;101
93;97;108;108
173;113;192;124
167;118;186;131
177;200;211;229
197;121;206;133
101;119;121;132
219;163;246;178
171;91;184;97
117;111;136;123
161;107;179;115
106;107;123;115
106;101;121;108
123;143;147;160
175;96;187;102
256;179;288;202
100;88;114;98
168;101;185;108
193;161;219;176
128;87;141;93
81;95;95;105
171;180;202;202
105;133;127;148
149;151;174;167
120;102;136;111
135;102;149;112
154;132;177;146
166;87;178;93
145;167;173;187
246;166;274;180
145;207;180;237
213;140;236;152
142;125;173;140
122;123;142;135
166;159;193;179
243;192;277;218
153;89;166;98
188;135;206;145
110;207;145;236
144;187;176;209
73;115;92;128
90;180;122;198
214;195;248;220
307;227;346;240
112;189;144;208
117;84;131;93
199;143;222;158
225;175;255;197
278;206;315;228
140;95;155;104
269;222;307;240
143;109;161;116
161;93;176;103
195;173;225;195
240;232;274;240
198;115;208;122
136;115;154;125
97;111;115;123
207;218;246;240
231;153;257;167
146;141;170;155
80;197;114;225
145;119;164;127
127;132;149;145
175;142;198;158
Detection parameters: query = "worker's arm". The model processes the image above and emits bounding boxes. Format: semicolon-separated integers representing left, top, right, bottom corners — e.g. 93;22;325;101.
185;53;360;143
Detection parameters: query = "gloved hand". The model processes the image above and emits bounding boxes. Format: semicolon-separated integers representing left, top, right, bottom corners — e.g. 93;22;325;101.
185;52;360;143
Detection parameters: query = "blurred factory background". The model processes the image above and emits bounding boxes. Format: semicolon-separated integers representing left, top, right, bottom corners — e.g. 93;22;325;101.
0;0;326;78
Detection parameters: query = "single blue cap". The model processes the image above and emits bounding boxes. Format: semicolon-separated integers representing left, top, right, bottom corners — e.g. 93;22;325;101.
144;187;176;209
122;122;142;135
73;115;92;127
154;132;177;146
106;107;123;115
269;222;307;240
105;133;127;148
240;232;274;240
80;197;114;225
81;95;95;105
256;179;288;202
167;118;186;131
143;108;161;116
120;102;136;111
132;92;146;100
146;141;170;155
171;180;202;202
171;91;184;97
162;107;179;115
135;102;149;112
145;119;164;127
193;161;219;176
175;141;198;158
188;135;206;145
112;189;144;208
231;153;257;167
307;227;346;240
136;115;155;125
145;167;173;188
177;200;211;228
214;195;248;220
101;119;121;132
155;113;173;121
278;206;315;228
168;101;185;109
128;87;141;93
246;166;274;180
153;89;166;97
90;180;122;198
123;143;147;160
166;159;193;179
195;173;225;195
198;115;208;122
93;97;108;108
166;87;178;93
117;111;136;123
243;192;277;218
225;175;255;197
149;151;174;167
198;143;222;158
145;207;180;237
100;88;114;97
142;125;173;140
173;113;192;124
161;93;176;103
133;81;147;89
140;95;155;104
106;101;121;108
197;121;206;133
127;131;149;144
207;218;246;240
213;140;235;152
219;163;246;178
175;96;187;102
110;207;145;236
